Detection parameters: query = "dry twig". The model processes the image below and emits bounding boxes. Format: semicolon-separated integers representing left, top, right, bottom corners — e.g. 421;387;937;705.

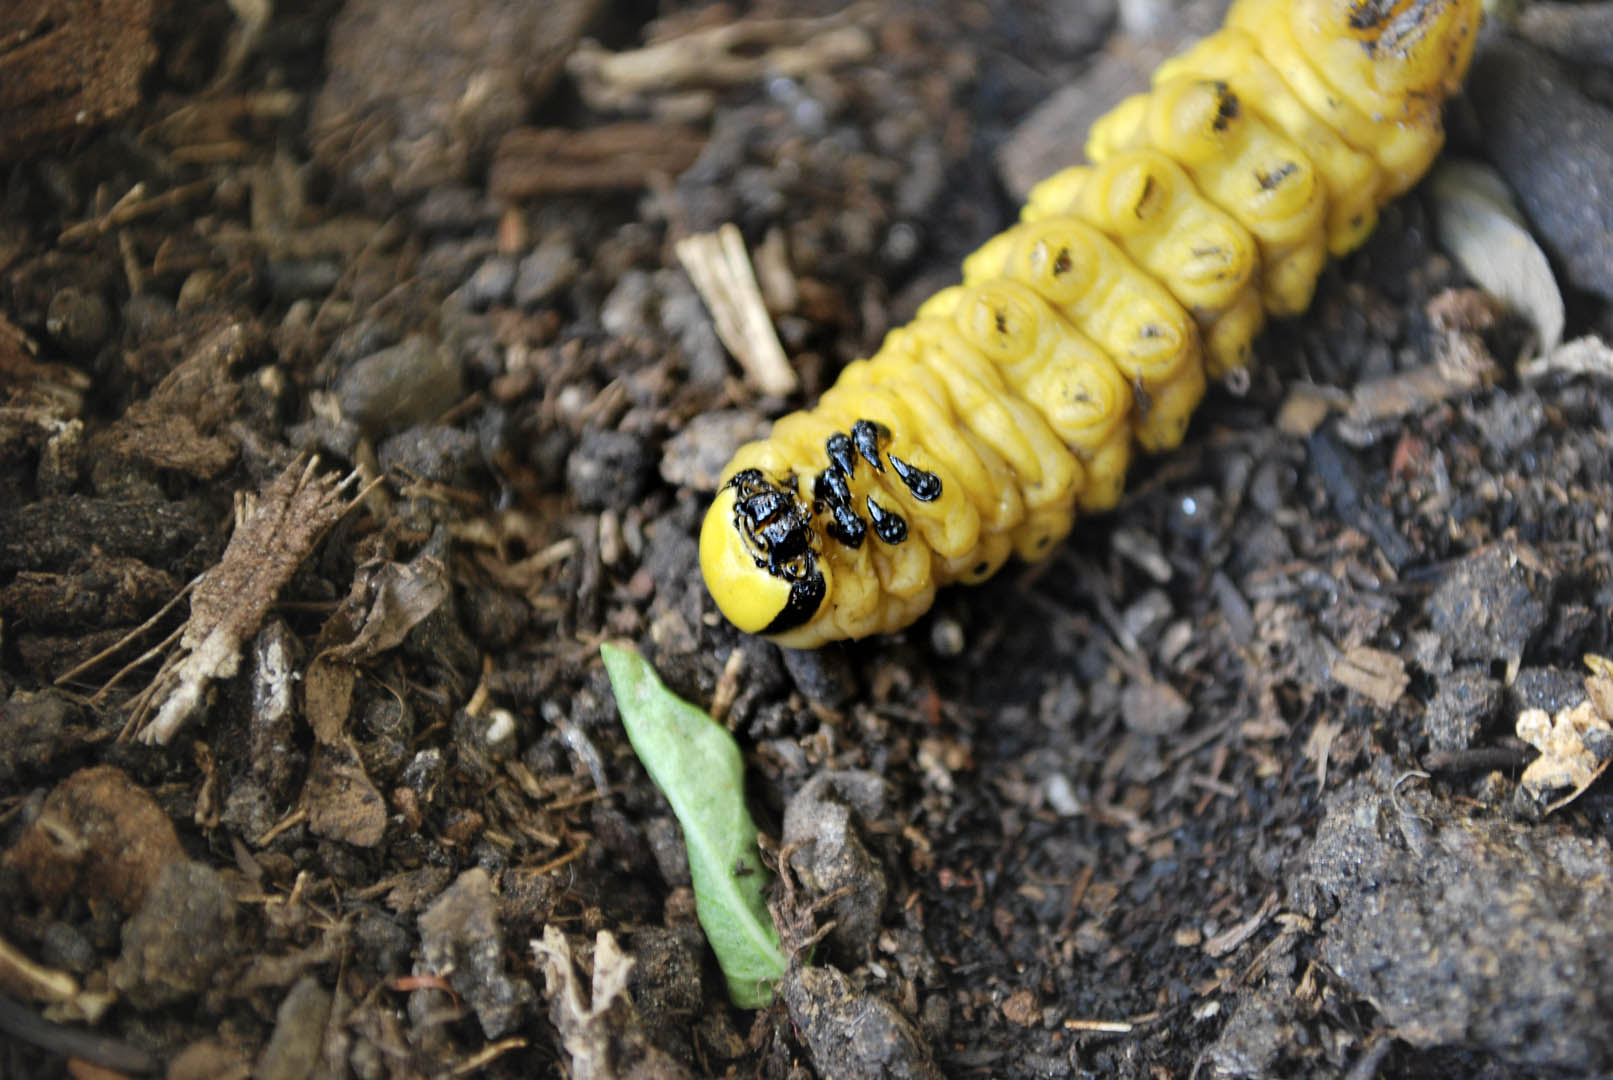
676;224;797;397
131;457;366;744
567;6;875;112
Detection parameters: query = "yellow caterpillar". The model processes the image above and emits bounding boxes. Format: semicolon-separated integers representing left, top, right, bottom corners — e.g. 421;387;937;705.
700;0;1481;648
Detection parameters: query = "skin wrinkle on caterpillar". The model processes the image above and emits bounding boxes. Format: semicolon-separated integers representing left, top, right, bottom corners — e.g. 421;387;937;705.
700;0;1482;648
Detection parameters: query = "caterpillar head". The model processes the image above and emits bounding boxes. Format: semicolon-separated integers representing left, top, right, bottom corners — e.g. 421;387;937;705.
700;468;829;638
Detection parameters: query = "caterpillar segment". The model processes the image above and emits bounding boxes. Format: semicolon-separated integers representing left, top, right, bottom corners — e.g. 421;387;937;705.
1150;27;1382;256
1086;76;1331;318
1027;153;1266;378
699;0;1481;648
955;216;1204;453
1227;0;1479;197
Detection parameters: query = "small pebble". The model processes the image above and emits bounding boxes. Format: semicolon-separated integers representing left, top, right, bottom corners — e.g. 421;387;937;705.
1248;459;1296;514
336;335;465;437
120;292;176;342
1046;0;1117;51
413;185;489;233
658;410;772;492
1509;667;1586;716
254;975;332;1080
1517;2;1613;69
514;237;581;308
1425;545;1551;673
567;429;654;512
46;287;111;353
111;860;243;1007
1121;588;1173;644
1470;40;1613;301
266;258;342;302
600;268;657;339
463;255;517;310
657;274;727;385
930;617;965;657
39;921;98;975
1044;773;1082;817
417;868;533;1038
1168;486;1219;542
781;646;857;709
376;424;478;485
1121;677;1192;736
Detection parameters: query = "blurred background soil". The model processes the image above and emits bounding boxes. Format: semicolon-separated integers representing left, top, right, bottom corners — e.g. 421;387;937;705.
4;0;1613;1077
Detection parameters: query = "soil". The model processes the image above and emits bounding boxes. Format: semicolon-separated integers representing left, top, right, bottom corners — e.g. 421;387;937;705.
4;1;1613;1078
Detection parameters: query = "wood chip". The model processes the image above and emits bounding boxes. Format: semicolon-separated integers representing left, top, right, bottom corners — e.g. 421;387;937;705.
0;0;158;162
566;7;875;112
89;320;254;479
1517;655;1613;812
305;739;387;848
1521;334;1613;382
1275;384;1344;437
1340;352;1496;433
675;224;798;397
1330;645;1410;709
135;458;362;744
0;931;83;1006
1303;717;1344;789
489;124;706;199
1202;891;1278;958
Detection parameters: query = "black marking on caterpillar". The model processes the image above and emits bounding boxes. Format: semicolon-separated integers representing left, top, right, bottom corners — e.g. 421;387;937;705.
814;467;867;549
721;469;825;635
889;454;942;502
727;470;810;572
825;432;858;478
865;496;908;545
1257;163;1300;190
850;419;888;473
699;0;1483;648
1212;83;1238;129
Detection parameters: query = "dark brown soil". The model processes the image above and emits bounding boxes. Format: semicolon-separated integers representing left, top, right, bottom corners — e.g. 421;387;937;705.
4;2;1613;1078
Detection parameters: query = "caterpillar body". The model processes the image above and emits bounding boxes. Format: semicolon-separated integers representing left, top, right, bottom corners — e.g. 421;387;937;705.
700;0;1481;649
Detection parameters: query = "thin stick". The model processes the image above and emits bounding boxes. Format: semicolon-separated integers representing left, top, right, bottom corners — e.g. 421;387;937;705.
54;578;196;689
88;622;186;705
676;223;797;396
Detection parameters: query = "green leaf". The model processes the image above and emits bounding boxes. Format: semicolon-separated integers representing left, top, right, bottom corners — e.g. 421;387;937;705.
601;643;786;1008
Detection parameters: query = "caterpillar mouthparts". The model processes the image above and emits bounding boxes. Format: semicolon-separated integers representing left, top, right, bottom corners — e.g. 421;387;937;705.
701;0;1482;649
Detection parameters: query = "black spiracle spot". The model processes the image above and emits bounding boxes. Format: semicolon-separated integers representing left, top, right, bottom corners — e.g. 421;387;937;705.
1256;162;1299;191
1213;83;1239;129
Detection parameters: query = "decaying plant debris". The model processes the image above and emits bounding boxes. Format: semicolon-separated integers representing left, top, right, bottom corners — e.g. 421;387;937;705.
0;0;159;161
131;456;363;745
3;1;1613;1078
